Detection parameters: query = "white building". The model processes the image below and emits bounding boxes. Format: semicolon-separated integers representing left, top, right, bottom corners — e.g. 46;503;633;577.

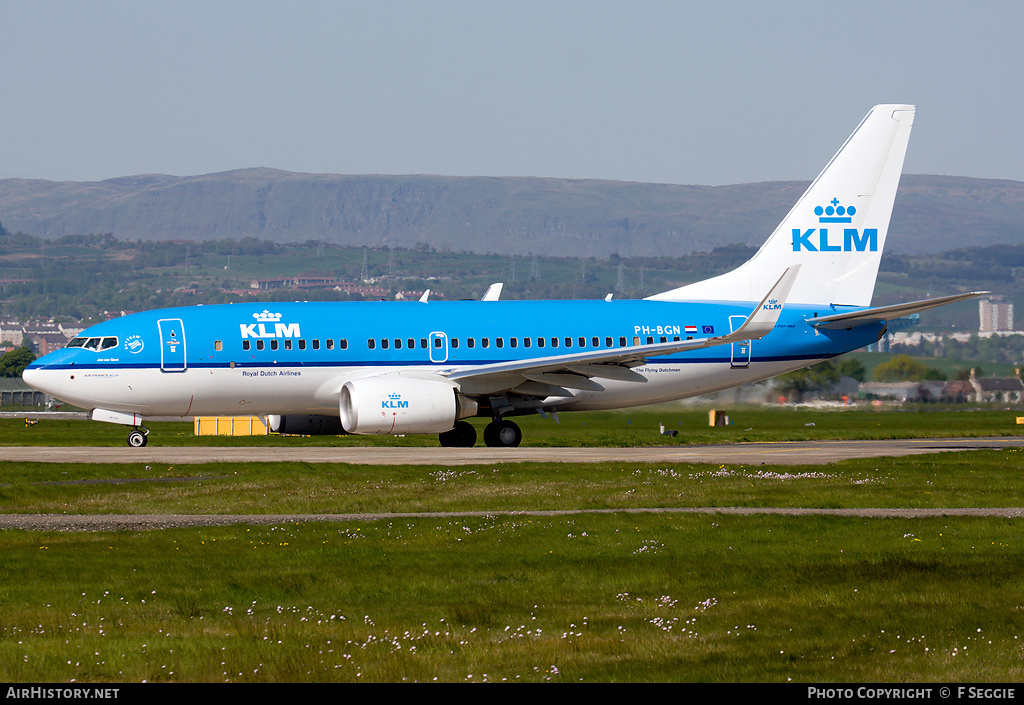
979;296;1014;334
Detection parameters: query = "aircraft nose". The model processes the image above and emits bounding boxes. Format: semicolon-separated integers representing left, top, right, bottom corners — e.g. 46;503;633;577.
22;365;59;397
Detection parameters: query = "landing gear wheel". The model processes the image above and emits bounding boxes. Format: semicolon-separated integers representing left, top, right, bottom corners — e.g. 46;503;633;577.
483;419;522;448
439;420;477;448
127;428;149;447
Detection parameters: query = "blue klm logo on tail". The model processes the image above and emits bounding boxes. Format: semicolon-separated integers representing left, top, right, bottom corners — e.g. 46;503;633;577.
793;198;877;252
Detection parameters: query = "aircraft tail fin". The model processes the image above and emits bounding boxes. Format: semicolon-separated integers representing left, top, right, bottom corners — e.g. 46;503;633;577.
649;104;915;307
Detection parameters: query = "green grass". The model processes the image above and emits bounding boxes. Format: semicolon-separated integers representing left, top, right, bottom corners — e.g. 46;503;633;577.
2;411;1024;682
2;450;1024;515
1;513;1023;682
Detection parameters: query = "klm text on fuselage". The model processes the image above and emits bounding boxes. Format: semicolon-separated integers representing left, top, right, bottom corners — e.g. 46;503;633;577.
792;228;877;252
240;323;302;338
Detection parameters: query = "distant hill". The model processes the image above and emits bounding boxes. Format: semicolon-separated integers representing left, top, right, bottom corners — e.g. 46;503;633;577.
0;170;1021;257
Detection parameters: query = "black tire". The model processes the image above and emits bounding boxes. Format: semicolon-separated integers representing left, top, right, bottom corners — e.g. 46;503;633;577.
127;430;148;447
439;420;477;448
483;419;522;448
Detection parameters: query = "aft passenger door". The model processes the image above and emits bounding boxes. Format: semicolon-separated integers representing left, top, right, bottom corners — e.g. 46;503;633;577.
157;318;187;372
729;315;751;368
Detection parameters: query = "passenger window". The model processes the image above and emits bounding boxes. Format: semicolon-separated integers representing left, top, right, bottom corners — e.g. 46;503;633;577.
243;340;251;351
284;339;292;350
312;339;320;350
452;338;459;349
510;338;518;348
482;338;489;349
550;337;558;348
271;340;279;351
524;338;531;348
606;337;613;347
620;337;627;346
368;339;376;350
468;338;475;349
496;338;504;348
434;338;443;348
298;340;306;350
382;339;389;349
407;338;414;349
420;338;427;348
592;337;599;347
394;339;402;349
564;337;572;348
215;340;223;352
339;339;347;350
257;340;265;351
634;337;641;345
537;338;544;348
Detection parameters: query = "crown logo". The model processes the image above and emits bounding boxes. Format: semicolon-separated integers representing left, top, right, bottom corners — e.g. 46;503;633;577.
253;310;283;322
814;197;855;223
388;393;401;400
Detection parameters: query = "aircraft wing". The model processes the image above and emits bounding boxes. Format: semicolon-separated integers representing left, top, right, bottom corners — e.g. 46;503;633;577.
443;266;800;396
807;291;989;330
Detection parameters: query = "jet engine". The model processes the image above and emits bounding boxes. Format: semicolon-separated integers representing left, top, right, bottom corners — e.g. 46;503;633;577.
339;375;478;435
266;414;347;436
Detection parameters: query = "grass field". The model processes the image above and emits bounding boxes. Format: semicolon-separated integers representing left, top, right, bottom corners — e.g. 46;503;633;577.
1;409;1023;683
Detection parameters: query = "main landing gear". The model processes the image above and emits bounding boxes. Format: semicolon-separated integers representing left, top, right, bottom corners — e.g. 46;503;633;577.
483;419;522;448
437;419;522;448
127;427;150;447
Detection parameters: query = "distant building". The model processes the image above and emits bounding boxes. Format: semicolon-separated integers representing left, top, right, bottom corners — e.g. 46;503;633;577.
979;296;1014;334
0;320;25;346
0;320;75;354
968;368;1024;404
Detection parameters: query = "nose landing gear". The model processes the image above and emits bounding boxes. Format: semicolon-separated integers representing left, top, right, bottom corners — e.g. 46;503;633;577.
127;427;150;447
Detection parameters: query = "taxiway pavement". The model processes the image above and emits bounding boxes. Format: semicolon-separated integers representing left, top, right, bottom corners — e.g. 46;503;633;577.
3;436;1023;465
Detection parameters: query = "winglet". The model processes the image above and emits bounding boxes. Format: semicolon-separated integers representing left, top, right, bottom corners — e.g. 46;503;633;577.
727;265;800;341
482;283;503;301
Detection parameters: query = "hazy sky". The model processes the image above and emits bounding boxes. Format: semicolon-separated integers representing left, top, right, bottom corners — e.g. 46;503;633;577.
2;0;1022;185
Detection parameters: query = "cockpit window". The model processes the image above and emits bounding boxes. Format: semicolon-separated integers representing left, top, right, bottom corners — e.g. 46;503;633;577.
66;336;118;351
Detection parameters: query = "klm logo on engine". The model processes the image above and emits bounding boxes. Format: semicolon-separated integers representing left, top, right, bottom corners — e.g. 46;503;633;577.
382;393;409;409
792;198;877;252
239;310;301;338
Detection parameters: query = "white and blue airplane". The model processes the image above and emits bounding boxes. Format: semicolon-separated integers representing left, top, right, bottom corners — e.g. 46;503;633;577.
23;104;984;448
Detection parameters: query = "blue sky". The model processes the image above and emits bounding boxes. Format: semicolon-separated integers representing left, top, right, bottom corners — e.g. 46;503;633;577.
2;0;1022;185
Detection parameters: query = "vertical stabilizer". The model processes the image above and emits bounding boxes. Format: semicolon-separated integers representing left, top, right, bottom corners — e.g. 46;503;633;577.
649;104;915;306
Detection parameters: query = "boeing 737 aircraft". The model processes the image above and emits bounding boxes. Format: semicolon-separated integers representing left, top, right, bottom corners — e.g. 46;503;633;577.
23;105;984;447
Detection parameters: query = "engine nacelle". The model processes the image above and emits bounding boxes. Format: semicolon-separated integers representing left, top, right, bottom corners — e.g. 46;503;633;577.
339;375;476;435
267;414;346;435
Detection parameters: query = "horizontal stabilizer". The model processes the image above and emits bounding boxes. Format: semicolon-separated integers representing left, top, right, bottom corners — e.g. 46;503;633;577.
808;291;989;329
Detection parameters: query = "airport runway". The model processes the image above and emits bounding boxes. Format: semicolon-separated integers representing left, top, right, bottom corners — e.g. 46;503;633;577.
2;436;1024;465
